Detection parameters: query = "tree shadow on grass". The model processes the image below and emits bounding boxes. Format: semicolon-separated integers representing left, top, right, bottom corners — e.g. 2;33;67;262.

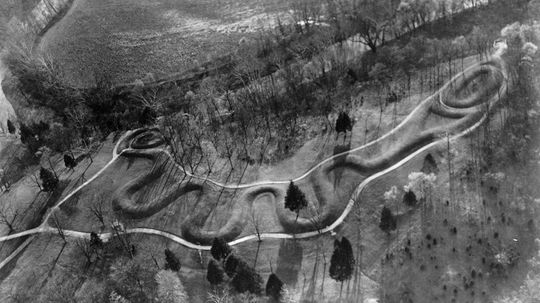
276;239;303;287
332;142;351;188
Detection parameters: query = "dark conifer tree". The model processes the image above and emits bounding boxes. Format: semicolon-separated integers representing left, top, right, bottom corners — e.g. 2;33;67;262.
336;113;345;133
89;232;103;248
266;273;284;301
379;206;397;232
164;248;181;271
335;112;353;134
224;254;241;277
206;259;224;286
64;154;77;169
342;112;352;132
39;167;58;192
403;190;418;206
7;120;15;134
19;123;33;144
421;153;439;174
329;237;355;282
231;262;263;294
284;181;308;221
210;237;232;261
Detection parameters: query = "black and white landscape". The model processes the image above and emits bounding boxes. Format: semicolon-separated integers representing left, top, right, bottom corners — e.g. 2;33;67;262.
0;0;539;302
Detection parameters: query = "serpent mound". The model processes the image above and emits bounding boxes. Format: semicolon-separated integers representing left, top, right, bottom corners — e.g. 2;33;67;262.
105;57;509;247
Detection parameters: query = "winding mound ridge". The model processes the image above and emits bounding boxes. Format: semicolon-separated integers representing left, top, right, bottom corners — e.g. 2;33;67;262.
109;58;509;245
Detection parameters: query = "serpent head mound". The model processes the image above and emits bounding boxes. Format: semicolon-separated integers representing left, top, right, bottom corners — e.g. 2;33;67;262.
130;129;165;149
431;60;507;120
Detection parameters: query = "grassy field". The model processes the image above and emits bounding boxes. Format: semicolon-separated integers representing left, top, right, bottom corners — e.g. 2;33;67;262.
39;0;293;86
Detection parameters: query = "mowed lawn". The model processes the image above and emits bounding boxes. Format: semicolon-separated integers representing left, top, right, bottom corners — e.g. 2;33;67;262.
40;0;291;86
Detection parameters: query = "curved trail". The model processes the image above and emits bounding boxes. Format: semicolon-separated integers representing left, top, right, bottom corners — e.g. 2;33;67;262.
0;54;510;267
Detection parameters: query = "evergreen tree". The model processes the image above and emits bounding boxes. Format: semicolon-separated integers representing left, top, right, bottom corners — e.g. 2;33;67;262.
206;259;224;286
64;154;77;169
164;248;181;272
329;237;355;282
210;237;232;261
90;232;103;248
7;119;15;134
39;167;58;192
266;273;284;301
343;112;352;132
284;181;308;221
379;206;397;232
19;123;33;144
335;112;353;133
421;154;438;174
19;123;40;152
336;113;345;133
403;190;417;206
231;262;263;294
224;254;241;277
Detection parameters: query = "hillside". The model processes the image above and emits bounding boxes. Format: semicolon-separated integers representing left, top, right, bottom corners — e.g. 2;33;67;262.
0;0;539;302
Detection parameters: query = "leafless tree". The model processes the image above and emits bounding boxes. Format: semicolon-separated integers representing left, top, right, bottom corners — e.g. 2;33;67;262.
308;205;325;234
51;214;67;244
89;194;106;228
249;208;263;242
76;238;93;265
0;202;19;233
28;170;43;191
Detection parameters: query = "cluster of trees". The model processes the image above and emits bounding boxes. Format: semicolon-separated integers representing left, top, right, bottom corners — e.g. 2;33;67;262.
379;187;421;233
4;41;156;154
207;237;284;299
325;0;500;54
206;235;357;301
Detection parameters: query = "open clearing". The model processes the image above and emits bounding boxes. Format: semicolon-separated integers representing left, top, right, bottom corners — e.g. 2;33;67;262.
40;0;292;86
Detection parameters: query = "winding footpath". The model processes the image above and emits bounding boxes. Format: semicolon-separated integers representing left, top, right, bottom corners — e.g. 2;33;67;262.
0;50;510;270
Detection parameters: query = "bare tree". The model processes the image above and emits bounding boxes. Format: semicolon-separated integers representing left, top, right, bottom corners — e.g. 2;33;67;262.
51;214;66;244
308;205;325;234
249;208;263;242
75;238;93;265
0;202;19;233
89;194;106;228
28;170;43;191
